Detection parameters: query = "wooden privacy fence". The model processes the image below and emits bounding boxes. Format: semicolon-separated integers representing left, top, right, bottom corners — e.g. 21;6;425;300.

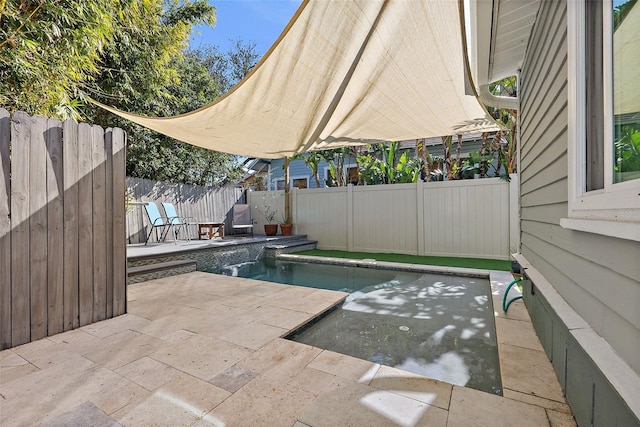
126;178;244;244
0;109;127;350
250;176;519;260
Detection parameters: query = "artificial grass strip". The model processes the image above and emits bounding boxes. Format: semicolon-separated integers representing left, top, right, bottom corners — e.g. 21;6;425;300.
297;249;511;271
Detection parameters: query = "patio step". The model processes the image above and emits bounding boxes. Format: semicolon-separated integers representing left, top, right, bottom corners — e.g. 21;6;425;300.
128;259;197;285
264;239;317;257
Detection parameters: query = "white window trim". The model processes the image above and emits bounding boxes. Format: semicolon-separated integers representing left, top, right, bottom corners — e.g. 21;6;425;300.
289;175;309;189
323;163;358;186
273;178;285;191
563;0;640;241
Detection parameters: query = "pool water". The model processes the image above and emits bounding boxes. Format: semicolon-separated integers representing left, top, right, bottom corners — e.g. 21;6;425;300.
211;258;502;395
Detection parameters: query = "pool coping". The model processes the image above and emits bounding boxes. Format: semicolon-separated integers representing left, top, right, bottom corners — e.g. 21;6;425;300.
276;253;490;278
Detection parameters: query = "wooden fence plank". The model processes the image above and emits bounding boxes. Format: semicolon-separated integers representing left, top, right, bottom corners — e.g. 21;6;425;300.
10;112;31;346
0;109;11;349
124;178;244;243
92;125;107;322
104;130;113;318
63;119;79;330
29;115;48;341
46;118;64;335
112;128;127;316
77;123;93;326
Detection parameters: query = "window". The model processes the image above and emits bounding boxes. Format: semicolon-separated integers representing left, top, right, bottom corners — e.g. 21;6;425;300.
291;177;308;189
324;164;358;187
276;177;308;190
564;0;640;241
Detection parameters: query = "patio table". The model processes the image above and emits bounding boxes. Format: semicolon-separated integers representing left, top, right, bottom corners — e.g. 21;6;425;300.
198;222;224;239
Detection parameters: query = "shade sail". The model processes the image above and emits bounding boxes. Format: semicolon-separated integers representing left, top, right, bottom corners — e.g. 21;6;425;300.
96;0;499;159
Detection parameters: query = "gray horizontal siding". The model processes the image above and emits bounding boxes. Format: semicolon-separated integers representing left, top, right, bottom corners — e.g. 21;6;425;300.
519;0;640;381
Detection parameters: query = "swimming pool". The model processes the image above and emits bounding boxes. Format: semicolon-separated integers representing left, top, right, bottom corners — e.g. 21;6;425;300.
211;258;502;395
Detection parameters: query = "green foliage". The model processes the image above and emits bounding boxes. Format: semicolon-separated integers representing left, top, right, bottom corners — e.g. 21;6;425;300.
356;142;421;185
292;151;325;188
614;123;640;182
190;38;261;94
1;0;246;187
0;0;120;118
614;0;637;29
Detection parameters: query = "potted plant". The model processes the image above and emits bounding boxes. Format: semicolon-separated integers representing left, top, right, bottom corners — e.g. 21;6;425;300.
254;195;279;236
279;214;293;236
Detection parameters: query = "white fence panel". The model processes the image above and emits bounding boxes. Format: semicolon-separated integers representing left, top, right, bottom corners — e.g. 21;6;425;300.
293;187;348;250
248;190;286;230
422;179;509;259
352;184;418;254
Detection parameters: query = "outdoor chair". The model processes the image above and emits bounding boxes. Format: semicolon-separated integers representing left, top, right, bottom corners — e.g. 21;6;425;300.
231;204;254;236
143;202;171;245
161;202;197;243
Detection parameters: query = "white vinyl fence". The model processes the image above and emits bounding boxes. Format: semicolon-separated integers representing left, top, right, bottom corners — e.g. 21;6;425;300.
249;175;519;260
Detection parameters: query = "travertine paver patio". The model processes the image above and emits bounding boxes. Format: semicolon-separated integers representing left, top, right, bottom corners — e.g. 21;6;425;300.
0;271;576;426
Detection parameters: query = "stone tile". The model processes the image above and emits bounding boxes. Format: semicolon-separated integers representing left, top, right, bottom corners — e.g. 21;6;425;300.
206;375;315;427
495;317;545;352
448;385;549;427
547;409;578;427
0;349;14;361
503;388;571;413
128;314;185;340
495;299;531;322
39;401;119;427
0;355;95;400
308;350;380;383
236;338;322;384
45;328;103;355
209;365;258;393
84;332;168;370
2;366;127;426
369;365;452;411
11;338;56;355
241;282;294;298
160;373;230;413
299;382;448;427
294;290;347;314
288;366;337;396
0;352;28;368
499;343;565;402
115;391;201;427
0;362;39;384
127;300;197;321
8;341;94;370
150;335;251;381
115;357;182;390
90;379;150;416
80;314;151;339
251;304;315;330
218;293;265;310
217;321;288;350
163;329;196;344
173;306;257;339
293;422;312;427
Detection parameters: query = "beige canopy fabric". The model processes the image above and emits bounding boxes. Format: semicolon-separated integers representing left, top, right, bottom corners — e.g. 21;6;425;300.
96;0;499;159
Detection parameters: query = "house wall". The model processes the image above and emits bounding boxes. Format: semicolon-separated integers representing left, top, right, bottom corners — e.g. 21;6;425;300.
269;158;330;190
519;0;640;424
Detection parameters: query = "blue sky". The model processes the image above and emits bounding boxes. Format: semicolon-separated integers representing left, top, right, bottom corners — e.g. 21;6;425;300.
189;0;303;56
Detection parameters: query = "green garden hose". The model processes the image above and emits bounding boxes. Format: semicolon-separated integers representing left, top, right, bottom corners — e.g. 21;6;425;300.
502;277;523;312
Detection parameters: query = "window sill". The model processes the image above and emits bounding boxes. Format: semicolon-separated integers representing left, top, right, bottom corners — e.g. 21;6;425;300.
560;217;640;242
